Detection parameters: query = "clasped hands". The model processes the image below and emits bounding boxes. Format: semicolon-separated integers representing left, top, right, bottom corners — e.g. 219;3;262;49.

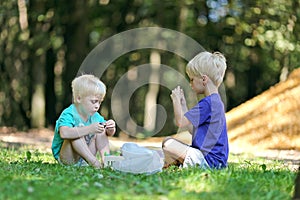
92;119;116;136
170;86;187;106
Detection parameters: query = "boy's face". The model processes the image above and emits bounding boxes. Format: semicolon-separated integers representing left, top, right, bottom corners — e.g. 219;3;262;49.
189;75;205;94
78;95;103;116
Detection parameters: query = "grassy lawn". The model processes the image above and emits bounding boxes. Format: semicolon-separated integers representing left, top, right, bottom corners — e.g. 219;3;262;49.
0;143;297;200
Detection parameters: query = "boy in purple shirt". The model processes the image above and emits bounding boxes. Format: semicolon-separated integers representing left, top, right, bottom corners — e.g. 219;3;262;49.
162;51;229;169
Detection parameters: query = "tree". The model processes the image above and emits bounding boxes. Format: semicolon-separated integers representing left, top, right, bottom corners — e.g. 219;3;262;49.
1;0;299;134
219;0;300;108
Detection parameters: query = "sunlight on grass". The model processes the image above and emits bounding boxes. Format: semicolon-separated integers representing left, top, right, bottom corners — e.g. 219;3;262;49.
0;143;297;200
177;170;213;193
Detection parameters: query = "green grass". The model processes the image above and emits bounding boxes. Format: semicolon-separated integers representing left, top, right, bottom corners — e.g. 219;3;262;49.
0;143;297;200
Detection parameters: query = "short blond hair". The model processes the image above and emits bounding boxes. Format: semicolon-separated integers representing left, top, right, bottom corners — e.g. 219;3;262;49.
72;74;106;103
186;51;227;87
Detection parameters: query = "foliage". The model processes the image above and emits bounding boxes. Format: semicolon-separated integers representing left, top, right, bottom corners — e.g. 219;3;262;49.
1;0;300;133
0;145;296;200
219;0;300;107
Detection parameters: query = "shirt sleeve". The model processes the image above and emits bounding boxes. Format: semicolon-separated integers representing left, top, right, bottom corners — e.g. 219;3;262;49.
184;99;211;127
54;109;76;134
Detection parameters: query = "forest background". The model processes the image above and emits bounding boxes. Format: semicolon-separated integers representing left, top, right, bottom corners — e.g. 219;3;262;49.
1;0;299;138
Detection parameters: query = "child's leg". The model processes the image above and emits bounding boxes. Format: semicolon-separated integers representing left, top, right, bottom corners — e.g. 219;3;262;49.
95;133;110;163
162;137;189;167
60;138;101;168
71;138;102;167
59;140;80;164
88;137;97;155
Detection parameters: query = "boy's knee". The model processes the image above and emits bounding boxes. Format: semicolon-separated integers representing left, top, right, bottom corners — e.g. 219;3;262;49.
96;133;109;143
162;137;175;149
70;137;85;146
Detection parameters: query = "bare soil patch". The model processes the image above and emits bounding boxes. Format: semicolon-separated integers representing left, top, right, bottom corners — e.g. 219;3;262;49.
227;68;300;153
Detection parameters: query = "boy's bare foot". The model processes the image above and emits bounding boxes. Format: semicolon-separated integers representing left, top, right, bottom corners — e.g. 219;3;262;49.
90;159;102;169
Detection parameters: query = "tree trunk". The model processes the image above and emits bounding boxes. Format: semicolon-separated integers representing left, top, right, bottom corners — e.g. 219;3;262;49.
61;0;89;108
29;1;46;128
30;54;46;128
143;51;160;132
45;48;56;127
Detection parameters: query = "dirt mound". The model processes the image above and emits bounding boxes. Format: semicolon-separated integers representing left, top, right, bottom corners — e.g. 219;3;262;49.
227;68;300;152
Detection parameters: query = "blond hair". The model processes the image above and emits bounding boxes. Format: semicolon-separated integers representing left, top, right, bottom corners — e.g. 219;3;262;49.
186;51;227;87
72;74;106;103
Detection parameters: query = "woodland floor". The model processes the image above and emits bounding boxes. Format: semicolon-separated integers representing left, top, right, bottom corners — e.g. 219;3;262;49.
0;126;299;170
1;69;300;170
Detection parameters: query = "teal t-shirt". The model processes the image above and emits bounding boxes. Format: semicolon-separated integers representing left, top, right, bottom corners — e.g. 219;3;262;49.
51;104;105;160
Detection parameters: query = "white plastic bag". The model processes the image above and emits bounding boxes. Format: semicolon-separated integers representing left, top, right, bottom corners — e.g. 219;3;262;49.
107;143;164;174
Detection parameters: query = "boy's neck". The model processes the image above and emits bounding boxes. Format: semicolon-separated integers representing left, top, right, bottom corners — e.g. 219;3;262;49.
205;89;218;96
204;81;219;96
74;104;89;122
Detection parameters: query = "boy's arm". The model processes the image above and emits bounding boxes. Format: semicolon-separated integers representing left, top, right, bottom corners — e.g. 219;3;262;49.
59;123;105;139
172;99;191;128
171;86;191;128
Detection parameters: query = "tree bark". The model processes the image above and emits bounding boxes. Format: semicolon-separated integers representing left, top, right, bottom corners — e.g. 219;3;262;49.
61;0;89;108
143;51;160;132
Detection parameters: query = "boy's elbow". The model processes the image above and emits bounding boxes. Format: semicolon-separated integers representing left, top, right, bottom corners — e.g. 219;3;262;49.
59;131;67;139
59;127;69;139
175;120;185;128
175;117;190;128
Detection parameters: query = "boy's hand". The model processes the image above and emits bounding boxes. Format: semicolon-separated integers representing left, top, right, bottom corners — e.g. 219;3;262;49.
91;123;106;134
105;119;115;129
105;119;116;136
170;86;186;106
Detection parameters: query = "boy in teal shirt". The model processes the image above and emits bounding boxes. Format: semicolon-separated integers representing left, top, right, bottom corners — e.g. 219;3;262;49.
52;74;116;168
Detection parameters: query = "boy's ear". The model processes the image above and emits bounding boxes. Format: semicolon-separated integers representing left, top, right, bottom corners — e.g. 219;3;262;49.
202;75;209;87
75;96;81;103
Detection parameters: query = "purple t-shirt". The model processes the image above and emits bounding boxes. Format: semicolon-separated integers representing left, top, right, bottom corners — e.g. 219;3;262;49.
184;93;229;168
